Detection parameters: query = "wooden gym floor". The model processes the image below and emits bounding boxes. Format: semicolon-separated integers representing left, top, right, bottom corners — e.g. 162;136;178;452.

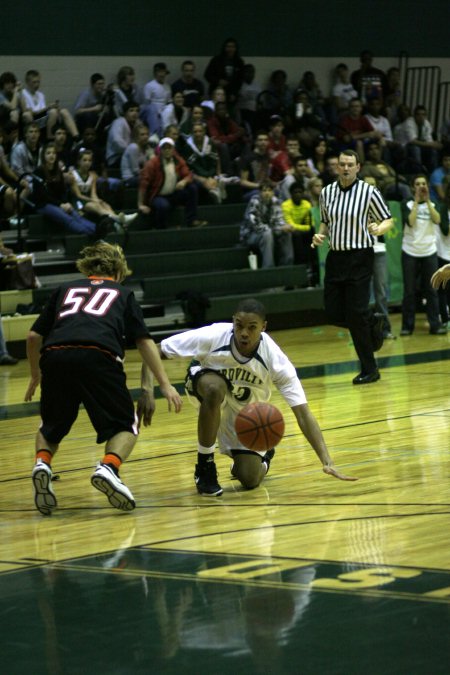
0;312;449;675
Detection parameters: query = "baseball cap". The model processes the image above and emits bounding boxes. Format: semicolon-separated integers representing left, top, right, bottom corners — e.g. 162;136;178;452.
159;137;175;147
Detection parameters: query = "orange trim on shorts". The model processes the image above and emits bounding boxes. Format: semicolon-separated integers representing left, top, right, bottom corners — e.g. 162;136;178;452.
44;344;120;361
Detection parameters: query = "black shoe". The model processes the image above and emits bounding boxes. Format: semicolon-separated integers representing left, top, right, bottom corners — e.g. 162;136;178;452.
430;326;447;335
352;370;380;385
263;449;275;475
371;313;385;351
194;460;223;496
0;354;19;365
400;329;413;336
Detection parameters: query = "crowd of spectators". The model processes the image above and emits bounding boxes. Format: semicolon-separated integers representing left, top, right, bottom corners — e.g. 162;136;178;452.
0;44;449;308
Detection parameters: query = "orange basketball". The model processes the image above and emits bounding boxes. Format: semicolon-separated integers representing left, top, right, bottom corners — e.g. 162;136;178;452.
235;402;285;451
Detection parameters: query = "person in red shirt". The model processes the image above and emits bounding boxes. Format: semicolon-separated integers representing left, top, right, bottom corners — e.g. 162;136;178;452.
337;98;382;161
207;101;247;174
138;137;206;228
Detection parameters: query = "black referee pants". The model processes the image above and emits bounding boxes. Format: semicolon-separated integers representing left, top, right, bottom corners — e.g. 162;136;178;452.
324;248;377;375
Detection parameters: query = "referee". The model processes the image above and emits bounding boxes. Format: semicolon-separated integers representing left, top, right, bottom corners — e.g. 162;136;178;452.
312;149;393;384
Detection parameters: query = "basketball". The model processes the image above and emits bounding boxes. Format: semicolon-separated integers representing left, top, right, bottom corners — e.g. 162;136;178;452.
235;402;285;451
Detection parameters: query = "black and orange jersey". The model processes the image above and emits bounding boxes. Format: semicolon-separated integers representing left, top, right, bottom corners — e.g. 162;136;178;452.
31;277;151;359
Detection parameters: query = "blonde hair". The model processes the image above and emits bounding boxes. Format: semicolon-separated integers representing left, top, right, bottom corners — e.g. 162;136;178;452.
76;241;132;283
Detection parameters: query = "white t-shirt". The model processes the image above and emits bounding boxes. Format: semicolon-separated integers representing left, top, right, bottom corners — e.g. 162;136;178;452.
402;200;438;257
161;323;307;453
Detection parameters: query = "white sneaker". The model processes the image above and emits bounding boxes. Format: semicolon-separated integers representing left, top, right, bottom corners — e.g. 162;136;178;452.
122;212;139;226
91;463;136;511
32;460;57;516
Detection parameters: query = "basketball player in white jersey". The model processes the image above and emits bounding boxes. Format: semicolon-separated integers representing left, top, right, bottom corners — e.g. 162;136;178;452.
138;298;357;496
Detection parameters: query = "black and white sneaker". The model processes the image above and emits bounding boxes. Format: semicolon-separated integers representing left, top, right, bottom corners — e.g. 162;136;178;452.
263;449;275;475
91;463;136;511
32;460;57;516
194;460;223;496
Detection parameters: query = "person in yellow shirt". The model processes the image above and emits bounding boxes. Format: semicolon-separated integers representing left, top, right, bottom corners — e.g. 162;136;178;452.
281;182;318;285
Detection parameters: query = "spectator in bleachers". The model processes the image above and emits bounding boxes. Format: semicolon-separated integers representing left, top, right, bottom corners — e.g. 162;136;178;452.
290;89;326;152
429;151;450;203
72;126;123;197
440;113;450;145
142;63;172;136
240;180;293;268
120;123;154;188
32;141;97;235
74;73;114;133
399;105;442;173
184;122;222;203
180;105;206;137
21;70;79;142
200;86;227;120
53;126;72;172
138;137;206;229
106;101;140;168
113;66;143;117
384;67;403;126
266;70;293;119
267;115;286;160
331;63;358;117
207;101;247;174
359;141;411;200
0;126;28;211
0;72;22;127
171;60;205;108
10;122;41;177
320;153;339;186
281;181;317;284
305;136;329;177
204;38;245;107
400;174;446;335
163;123;188;157
364;96;404;168
350;50;388;105
270;135;302;182
237;64;262;133
307;176;324;207
70;148;137;227
277;154;309;202
297;71;327;126
239;131;273;201
161;92;189;131
336;97;381;162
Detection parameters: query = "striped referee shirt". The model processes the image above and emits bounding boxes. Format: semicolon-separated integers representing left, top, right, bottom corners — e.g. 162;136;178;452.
319;179;391;250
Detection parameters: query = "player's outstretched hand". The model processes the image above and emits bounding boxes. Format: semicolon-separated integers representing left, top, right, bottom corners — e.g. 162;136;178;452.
160;384;183;413
24;375;40;402
136;390;156;428
323;464;358;481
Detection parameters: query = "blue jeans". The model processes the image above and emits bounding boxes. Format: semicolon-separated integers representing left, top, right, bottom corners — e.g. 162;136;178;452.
37;204;96;235
151;184;198;228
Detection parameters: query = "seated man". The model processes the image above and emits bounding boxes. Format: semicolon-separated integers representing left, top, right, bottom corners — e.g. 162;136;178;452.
207;101;247;174
359;141;411;200
336;97;381;161
239;131;274;201
120;123;154;188
281;181;318;285
394;104;442;173
0;71;22;127
277;154;309;201
21;69;79;141
10;122;41;177
142;62;172;136
138;137;206;229
240;180;293;268
184;122;222;203
74;73;114;133
171;60;205;108
270;135;302;183
106;101;140;167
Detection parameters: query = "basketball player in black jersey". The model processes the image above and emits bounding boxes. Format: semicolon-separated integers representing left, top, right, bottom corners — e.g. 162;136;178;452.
25;241;182;515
